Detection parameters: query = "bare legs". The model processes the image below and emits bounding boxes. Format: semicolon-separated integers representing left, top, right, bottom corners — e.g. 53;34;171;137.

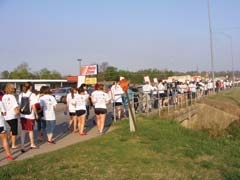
78;115;86;135
8;132;18;148
0;133;14;160
96;114;106;134
68;115;78;132
47;133;53;142
21;130;37;150
116;106;122;119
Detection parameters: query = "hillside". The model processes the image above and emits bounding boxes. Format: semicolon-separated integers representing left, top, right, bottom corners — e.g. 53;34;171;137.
169;88;240;136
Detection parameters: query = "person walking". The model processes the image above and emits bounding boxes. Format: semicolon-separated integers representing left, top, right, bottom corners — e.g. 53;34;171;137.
18;82;39;152
79;83;91;120
39;86;58;144
157;80;166;108
130;84;140;113
142;81;153;112
35;87;46;141
151;82;159;109
2;83;20;149
65;87;77;133
91;84;110;135
74;86;89;136
0;96;14;160
110;80;124;120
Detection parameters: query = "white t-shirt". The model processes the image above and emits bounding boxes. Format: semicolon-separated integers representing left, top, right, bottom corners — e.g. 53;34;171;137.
189;83;197;93
152;85;158;95
143;83;153;94
2;94;19;120
157;83;165;94
91;90;110;109
39;94;57;121
66;92;76;113
111;84;124;103
74;93;89;111
19;91;38;119
0;101;6;129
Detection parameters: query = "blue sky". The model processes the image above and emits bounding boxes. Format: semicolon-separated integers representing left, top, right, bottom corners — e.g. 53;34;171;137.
0;0;239;76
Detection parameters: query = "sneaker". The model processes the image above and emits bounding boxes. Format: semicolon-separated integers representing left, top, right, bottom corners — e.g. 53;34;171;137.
30;145;39;149
74;130;79;133
79;132;87;136
47;140;56;144
11;145;20;149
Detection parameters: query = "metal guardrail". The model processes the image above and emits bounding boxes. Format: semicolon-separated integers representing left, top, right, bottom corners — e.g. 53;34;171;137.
112;86;239;121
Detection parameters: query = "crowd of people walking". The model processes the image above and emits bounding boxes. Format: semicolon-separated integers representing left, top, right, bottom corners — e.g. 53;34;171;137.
0;78;235;162
0;81;116;161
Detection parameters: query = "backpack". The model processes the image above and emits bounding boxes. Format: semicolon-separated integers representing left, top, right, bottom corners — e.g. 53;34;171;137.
20;93;32;115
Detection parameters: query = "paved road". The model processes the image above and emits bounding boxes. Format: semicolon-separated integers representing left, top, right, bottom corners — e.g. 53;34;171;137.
0;103;115;167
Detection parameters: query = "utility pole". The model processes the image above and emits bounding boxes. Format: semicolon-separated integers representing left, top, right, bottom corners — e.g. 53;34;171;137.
207;0;215;93
77;59;82;75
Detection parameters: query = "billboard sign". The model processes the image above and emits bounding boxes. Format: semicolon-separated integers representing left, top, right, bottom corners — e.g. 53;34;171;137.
80;65;98;76
85;77;97;85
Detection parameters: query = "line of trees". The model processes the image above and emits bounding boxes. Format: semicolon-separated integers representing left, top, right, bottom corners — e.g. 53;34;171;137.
1;63;62;79
1;62;239;84
96;62;239;84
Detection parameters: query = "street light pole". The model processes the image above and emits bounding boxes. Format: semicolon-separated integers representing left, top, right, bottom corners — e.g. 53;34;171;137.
207;0;215;93
77;59;82;75
228;35;234;86
230;36;235;86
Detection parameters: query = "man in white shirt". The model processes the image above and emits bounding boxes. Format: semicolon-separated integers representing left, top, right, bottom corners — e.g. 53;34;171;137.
142;81;153;112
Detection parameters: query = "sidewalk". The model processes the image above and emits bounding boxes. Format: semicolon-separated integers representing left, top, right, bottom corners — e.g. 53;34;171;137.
0;111;114;167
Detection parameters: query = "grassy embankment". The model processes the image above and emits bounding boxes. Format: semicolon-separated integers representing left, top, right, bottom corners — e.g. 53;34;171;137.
1;88;240;180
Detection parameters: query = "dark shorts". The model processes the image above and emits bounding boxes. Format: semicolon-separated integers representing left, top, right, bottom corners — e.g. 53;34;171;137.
160;93;166;98
69;112;76;116
114;102;122;106
6;119;18;135
0;126;7;134
20;118;35;131
76;110;86;116
94;108;107;115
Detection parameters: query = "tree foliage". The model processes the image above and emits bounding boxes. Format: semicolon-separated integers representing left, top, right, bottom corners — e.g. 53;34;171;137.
37;68;62;79
4;63;62;80
8;63;33;79
97;66;181;84
0;70;10;79
98;62;109;73
1;62;239;84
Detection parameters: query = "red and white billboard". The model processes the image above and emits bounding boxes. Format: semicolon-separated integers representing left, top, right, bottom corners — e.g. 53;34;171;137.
80;65;98;76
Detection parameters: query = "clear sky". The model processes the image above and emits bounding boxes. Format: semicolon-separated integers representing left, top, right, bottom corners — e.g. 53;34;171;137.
0;0;239;76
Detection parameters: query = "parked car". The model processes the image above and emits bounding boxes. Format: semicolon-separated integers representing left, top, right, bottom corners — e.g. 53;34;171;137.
52;87;71;103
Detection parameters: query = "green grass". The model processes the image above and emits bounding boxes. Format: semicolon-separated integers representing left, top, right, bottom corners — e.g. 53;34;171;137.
1;119;240;180
1;88;240;180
